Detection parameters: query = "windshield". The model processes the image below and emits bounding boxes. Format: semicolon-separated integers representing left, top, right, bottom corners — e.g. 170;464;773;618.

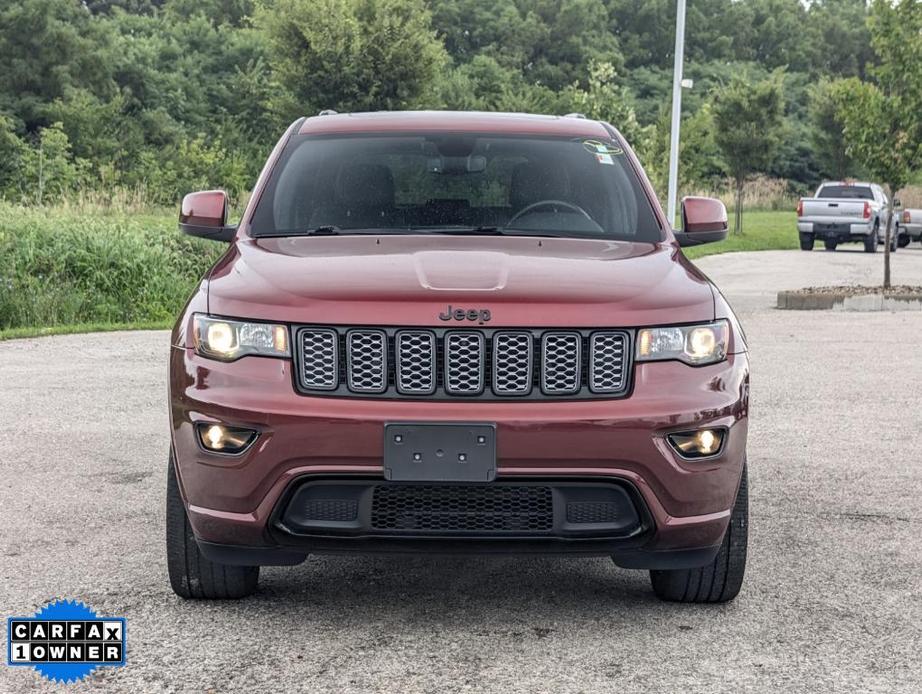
818;185;874;200
249;133;663;241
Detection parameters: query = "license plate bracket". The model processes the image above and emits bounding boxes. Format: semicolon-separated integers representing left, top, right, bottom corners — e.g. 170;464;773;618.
383;423;496;482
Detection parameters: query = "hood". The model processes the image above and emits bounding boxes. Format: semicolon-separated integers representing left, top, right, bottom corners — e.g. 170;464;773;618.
206;235;714;327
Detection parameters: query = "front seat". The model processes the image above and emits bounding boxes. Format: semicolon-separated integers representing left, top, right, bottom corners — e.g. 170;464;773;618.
334;163;398;228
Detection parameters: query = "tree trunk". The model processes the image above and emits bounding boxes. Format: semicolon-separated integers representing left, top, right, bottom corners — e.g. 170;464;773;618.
883;185;894;290
734;177;744;235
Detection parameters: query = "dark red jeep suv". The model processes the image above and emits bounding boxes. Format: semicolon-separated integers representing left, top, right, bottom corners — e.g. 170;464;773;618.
167;111;749;603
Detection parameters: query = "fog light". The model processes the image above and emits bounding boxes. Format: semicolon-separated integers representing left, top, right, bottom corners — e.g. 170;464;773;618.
667;428;726;459
196;423;257;454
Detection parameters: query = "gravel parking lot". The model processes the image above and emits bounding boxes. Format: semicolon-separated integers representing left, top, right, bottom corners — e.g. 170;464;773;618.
2;247;921;693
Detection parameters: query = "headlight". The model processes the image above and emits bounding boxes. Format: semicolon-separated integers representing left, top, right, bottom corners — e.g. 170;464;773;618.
193;314;290;361
636;320;729;366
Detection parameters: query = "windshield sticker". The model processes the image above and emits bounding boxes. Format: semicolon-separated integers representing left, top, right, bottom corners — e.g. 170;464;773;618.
582;139;623;156
596;152;614;165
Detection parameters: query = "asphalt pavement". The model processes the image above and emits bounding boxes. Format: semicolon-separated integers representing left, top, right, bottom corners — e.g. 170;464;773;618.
2;246;921;693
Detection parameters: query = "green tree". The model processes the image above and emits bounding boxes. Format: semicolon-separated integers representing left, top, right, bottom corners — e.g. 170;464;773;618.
257;0;447;117
0;114;27;197
566;61;652;150
645;102;723;203
0;0;115;130
20;122;89;204
712;73;785;234
808;79;854;180
832;0;922;289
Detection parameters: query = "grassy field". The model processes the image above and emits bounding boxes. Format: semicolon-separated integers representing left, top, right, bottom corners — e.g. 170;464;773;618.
0;206;795;340
0;202;222;338
682;210;797;259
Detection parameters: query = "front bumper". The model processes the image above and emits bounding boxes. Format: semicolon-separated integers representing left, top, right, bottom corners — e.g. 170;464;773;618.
169;346;749;566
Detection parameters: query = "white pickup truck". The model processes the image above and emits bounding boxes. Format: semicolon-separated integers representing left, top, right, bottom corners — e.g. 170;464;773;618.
895;207;922;248
796;181;895;253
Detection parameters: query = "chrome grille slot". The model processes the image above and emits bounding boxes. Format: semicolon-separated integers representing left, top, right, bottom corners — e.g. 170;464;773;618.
346;330;387;393
395;330;436;395
589;332;627;393
541;332;581;394
492;332;533;395
298;328;338;390
444;332;485;395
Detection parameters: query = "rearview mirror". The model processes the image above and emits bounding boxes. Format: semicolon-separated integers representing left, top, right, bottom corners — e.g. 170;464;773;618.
179;190;236;242
675;196;729;247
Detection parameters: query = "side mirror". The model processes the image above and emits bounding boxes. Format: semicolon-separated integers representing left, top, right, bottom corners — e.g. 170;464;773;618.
893;197;902;209
179;190;236;242
674;196;729;247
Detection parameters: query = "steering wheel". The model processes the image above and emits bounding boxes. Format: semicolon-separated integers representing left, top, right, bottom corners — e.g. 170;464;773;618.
506;199;593;227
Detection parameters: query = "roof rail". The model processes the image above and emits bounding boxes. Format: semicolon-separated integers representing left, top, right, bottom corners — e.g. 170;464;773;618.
562;112;587;119
317;109;338;116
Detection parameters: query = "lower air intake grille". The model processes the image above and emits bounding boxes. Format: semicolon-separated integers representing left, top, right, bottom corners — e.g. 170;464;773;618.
566;501;620;524
370;485;554;534
302;499;358;522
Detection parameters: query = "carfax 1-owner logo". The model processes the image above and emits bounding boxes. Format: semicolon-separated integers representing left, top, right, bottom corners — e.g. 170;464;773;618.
6;599;127;684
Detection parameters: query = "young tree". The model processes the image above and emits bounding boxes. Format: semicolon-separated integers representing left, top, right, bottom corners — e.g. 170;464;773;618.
712;73;785;234
567;61;652;151
644;101;723;206
20;123;89;204
832;0;922;289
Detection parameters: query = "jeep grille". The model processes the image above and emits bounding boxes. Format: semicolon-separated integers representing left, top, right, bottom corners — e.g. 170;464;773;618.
293;327;631;400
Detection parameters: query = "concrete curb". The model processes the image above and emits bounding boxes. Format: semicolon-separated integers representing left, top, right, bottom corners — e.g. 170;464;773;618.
777;290;922;311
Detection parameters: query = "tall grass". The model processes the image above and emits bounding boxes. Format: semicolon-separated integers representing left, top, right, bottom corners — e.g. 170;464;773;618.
684;176;800;212
0;202;223;330
0;195;797;336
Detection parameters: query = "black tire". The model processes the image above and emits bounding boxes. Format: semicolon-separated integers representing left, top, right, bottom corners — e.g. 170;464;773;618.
823;238;837;251
799;234;814;251
864;225;879;253
650;464;748;603
166;455;259;599
898;233;911;248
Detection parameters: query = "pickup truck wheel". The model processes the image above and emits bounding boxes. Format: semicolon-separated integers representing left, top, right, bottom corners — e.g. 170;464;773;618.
823;239;837;251
799;234;814;251
649;464;748;603
898;236;910;248
166;454;259;599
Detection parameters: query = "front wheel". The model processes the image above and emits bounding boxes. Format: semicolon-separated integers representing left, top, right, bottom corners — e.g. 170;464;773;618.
649;464;748;603
898;236;910;248
166;454;259;599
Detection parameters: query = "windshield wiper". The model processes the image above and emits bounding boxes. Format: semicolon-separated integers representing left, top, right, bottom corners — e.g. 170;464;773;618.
257;225;341;238
418;225;505;235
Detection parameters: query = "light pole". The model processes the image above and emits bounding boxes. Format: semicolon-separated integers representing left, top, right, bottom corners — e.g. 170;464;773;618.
666;0;687;228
